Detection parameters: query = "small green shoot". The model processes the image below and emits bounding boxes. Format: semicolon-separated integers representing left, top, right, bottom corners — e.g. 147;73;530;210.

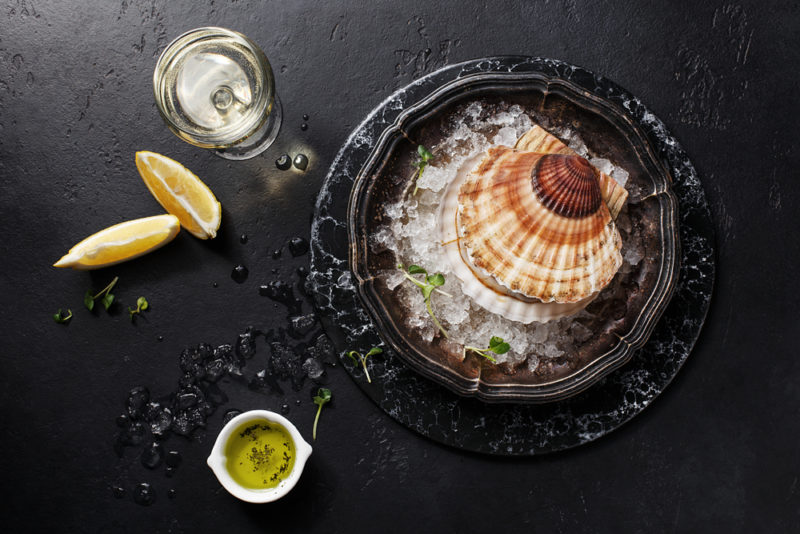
84;276;118;311
128;296;149;321
398;263;451;338
312;387;332;440
412;144;434;195
53;309;73;324
464;336;511;364
346;347;383;383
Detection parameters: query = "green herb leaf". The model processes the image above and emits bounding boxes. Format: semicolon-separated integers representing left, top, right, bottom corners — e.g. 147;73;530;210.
312;387;332;440
418;144;434;160
84;291;95;311
427;273;445;287
366;347;383;357
346;350;359;365
101;292;115;311
137;296;149;311
398;264;449;338
412;145;435;195
53;308;73;324
491;342;510;355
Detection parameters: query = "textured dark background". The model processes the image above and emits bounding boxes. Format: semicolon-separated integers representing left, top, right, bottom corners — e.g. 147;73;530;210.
1;1;798;532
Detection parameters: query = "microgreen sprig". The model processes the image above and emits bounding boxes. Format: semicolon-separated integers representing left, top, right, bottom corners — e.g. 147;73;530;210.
464;336;511;364
412;144;434;195
84;276;118;311
128;296;149;321
346;347;383;383
398;263;451;338
53;308;73;324
312;387;332;440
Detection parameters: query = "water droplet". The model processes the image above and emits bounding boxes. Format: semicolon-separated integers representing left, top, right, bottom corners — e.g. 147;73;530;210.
116;414;130;428
222;409;242;424
239;234;248;244
133;483;156;506
275;154;291;170
300;123;308;131
302;114;309;121
270;268;279;274
141;442;164;469
297;266;308;277
165;467;176;478
168;489;177;500
293;153;309;171
212;281;218;288
295;399;302;406
112;485;126;499
165;450;182;468
280;404;290;415
231;265;248;283
272;249;282;259
157;335;164;342
288;237;309;257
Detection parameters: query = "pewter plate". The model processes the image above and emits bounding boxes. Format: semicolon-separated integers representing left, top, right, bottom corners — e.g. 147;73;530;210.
309;57;713;454
347;69;680;403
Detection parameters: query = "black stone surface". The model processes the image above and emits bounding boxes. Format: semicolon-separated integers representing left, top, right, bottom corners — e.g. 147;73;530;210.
2;1;799;532
308;56;714;455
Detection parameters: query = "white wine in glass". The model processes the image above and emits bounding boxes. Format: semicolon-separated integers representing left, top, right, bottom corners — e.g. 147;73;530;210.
154;27;282;160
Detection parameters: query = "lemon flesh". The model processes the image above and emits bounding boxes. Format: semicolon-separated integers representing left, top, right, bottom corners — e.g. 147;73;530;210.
54;214;180;270
135;151;221;239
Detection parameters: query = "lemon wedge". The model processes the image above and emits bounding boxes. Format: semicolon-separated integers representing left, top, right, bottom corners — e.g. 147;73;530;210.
54;214;180;270
135;151;221;239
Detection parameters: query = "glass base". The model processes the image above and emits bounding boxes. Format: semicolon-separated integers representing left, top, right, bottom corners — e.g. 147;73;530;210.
214;96;282;160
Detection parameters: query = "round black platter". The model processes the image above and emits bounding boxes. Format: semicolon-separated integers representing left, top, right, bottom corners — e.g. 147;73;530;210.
308;57;715;456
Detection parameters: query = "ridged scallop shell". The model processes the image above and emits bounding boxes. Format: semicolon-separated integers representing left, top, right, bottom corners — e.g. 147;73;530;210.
458;147;623;303
437;125;627;322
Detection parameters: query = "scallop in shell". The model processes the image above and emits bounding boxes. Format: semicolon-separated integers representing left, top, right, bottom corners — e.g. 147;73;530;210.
437;125;627;323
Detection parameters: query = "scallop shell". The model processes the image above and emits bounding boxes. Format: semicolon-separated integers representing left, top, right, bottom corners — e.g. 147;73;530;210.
514;127;628;219
439;153;596;323
458;147;623;303
437;125;627;322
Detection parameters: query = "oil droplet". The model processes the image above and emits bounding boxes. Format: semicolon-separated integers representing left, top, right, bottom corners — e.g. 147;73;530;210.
293;154;309;171
112;485;126;499
275;154;291;170
300;123;308;131
141;442;164;469
231;265;249;283
165;450;182;468
302;114;309;121
272;249;282;259
240;234;248;244
280;404;290;415
133;483;156;506
168;489;177;500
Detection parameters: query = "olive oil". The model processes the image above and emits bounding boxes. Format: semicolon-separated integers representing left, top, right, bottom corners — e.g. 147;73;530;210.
224;419;295;489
